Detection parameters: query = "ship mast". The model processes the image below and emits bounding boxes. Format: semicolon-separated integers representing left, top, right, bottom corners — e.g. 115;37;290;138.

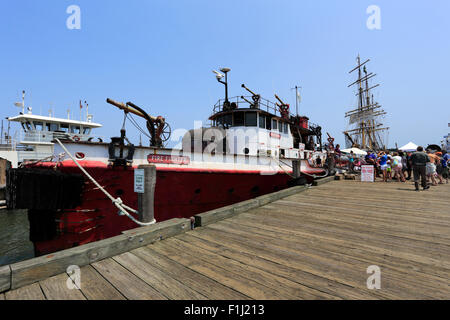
344;55;389;151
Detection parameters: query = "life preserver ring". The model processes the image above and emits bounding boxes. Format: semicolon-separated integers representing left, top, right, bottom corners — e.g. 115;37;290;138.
72;135;81;142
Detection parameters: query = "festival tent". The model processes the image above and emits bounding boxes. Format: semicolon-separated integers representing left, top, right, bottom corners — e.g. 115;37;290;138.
399;142;418;152
341;147;367;155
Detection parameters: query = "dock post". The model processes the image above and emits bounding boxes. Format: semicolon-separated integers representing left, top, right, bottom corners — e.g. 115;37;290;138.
292;160;301;178
137;164;157;223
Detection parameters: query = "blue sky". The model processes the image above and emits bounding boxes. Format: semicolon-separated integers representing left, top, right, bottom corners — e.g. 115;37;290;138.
1;0;449;148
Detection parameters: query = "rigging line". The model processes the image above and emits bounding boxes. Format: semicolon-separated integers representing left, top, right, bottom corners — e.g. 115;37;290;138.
128;113;151;139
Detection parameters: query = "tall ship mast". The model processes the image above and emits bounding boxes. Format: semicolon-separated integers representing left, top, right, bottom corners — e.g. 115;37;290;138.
343;55;389;151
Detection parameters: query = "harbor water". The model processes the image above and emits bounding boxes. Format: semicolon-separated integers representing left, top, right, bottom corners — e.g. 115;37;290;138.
0;209;34;266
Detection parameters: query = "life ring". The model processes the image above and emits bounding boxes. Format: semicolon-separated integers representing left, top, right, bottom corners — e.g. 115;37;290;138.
72;135;81;142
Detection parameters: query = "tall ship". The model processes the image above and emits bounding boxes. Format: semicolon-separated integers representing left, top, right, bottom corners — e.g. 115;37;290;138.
343;56;389;151
6;69;329;256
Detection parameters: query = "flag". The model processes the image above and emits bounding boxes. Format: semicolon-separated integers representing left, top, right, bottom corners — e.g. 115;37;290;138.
14;102;23;107
80;100;83;109
296;90;301;104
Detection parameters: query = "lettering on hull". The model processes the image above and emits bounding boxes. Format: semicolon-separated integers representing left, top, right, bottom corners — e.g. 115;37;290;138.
147;154;190;165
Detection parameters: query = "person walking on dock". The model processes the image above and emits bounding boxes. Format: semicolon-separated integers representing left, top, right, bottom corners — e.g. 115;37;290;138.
426;150;441;186
441;151;449;184
378;151;389;182
406;152;413;180
392;152;406;182
411;146;430;191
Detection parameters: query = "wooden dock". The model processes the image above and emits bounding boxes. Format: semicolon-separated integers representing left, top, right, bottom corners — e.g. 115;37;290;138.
1;179;449;300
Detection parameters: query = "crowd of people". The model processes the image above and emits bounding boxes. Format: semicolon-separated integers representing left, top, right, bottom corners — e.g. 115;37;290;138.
344;146;449;191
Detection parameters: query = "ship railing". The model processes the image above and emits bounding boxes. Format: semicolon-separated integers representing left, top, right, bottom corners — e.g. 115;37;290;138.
212;96;282;117
212;96;318;130
19;131;106;143
0;137;19;151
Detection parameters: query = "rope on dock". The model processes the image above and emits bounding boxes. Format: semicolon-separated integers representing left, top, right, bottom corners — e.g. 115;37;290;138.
54;138;156;227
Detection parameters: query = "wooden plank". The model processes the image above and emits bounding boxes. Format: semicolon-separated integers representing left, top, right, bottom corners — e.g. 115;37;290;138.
186;228;381;299
0;265;10;292
194;185;307;227
132;246;248;300
206;221;443;299
0;293;4;300
10;218;190;290
312;176;335;186
215;218;450;298
5;282;45;300
113;252;206;300
91;258;167;300
39;273;86;300
165;237;335;300
176;232;374;300
242;203;450;261
77;265;125;300
237;207;450;261
230;212;450;280
191;225;397;299
151;240;307;300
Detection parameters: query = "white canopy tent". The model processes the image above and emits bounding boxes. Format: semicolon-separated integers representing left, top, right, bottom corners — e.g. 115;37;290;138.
399;142;418;152
341;147;367;156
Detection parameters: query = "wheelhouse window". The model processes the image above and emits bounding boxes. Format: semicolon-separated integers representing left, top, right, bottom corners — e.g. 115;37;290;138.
283;122;288;134
233;112;244;126
83;127;91;135
59;124;69;133
46;123;59;132
70;126;81;134
34;122;43;131
265;116;271;130
245;112;257;127
21;123;31;132
272;119;278;131
259;114;266;129
215;114;232;127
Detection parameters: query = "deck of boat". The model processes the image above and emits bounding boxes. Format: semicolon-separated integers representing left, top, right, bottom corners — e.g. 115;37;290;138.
2;180;449;300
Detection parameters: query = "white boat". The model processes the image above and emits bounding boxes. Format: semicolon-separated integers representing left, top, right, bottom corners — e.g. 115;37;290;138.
0;92;102;167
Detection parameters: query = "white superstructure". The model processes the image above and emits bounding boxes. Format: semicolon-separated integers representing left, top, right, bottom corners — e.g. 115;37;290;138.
0;93;102;167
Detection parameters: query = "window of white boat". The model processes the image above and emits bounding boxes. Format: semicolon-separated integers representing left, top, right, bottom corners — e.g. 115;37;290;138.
34;122;44;131
46;123;59;132
59;124;69;133
23;121;33;131
245;112;257;127
70;125;81;134
283;122;288;134
83;127;91;135
272;119;278;131
259;114;266;129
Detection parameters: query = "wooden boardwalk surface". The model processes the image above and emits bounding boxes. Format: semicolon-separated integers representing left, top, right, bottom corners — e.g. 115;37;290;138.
2;180;449;300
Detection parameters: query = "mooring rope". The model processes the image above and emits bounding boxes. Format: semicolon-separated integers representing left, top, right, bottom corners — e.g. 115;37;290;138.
55;138;156;226
275;157;329;179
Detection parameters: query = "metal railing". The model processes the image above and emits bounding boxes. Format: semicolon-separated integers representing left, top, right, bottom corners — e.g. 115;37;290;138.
212;96;320;131
212;96;282;117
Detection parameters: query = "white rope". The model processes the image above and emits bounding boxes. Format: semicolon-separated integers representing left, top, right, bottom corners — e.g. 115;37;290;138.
275;157;329;179
55;138;156;226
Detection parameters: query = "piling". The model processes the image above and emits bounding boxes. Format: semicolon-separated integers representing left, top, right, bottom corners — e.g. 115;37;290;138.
137;164;157;223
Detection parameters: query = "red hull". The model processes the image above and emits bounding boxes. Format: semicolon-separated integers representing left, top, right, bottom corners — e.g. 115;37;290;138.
33;164;292;255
